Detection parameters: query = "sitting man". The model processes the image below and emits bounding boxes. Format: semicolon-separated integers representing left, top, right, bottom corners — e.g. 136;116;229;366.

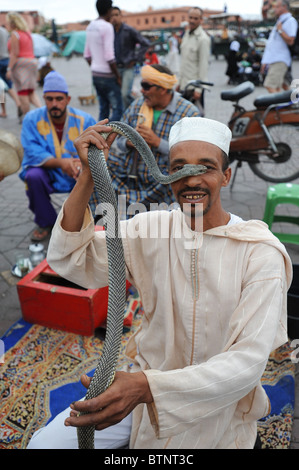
27;117;292;449
19;71;96;241
89;64;201;220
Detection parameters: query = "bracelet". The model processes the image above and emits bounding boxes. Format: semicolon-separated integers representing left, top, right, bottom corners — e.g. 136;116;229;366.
7;67;10;71
278;30;282;35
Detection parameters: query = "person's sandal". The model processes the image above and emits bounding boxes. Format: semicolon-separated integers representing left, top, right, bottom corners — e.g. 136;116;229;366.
31;226;53;242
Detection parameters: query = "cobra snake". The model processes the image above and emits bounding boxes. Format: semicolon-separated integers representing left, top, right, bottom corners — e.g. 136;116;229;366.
77;121;207;449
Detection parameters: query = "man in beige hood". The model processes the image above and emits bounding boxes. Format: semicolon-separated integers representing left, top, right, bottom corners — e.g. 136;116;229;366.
27;117;292;449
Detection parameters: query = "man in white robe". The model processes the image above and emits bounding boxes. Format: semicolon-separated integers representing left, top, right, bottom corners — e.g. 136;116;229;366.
27;117;292;449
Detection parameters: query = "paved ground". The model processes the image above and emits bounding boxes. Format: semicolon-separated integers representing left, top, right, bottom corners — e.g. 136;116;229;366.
0;55;299;447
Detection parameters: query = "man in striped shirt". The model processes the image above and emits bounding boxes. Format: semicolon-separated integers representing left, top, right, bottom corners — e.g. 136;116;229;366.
89;64;201;221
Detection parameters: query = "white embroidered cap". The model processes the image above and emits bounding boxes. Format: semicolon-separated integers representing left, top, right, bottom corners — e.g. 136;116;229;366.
169;117;232;155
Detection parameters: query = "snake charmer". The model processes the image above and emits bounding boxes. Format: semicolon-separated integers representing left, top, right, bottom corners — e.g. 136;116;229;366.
28;117;292;449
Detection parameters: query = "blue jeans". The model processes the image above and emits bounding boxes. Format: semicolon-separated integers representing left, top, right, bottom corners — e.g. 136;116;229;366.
92;75;123;121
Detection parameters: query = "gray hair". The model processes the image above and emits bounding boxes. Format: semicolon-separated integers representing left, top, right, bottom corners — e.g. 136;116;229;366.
280;0;290;10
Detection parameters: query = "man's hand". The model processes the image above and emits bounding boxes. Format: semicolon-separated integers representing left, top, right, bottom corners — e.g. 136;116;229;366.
64;371;153;431
193;90;202;101
74;119;117;170
60;120;118;233
277;21;282;31
60;158;82;180
136;124;161;148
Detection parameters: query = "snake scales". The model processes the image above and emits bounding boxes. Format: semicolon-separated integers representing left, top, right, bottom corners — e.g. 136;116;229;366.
77;121;207;449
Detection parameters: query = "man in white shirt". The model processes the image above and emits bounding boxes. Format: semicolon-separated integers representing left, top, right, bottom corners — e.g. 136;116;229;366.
178;7;211;107
27;117;292;449
261;0;298;92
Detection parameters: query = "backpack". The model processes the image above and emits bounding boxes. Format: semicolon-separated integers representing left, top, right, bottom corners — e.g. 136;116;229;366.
289;21;299;56
281;17;299;56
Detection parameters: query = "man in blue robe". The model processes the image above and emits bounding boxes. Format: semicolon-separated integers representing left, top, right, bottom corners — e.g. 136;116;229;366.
20;71;96;241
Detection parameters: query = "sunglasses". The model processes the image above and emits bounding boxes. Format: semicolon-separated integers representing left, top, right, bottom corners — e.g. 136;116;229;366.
141;81;160;91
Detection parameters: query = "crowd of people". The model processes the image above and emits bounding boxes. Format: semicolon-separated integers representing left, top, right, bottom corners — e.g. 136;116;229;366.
7;1;212;242
225;0;298;91
0;0;297;450
0;0;297;124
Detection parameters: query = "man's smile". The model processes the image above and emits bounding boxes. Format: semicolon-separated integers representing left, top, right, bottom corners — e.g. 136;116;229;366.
178;187;210;203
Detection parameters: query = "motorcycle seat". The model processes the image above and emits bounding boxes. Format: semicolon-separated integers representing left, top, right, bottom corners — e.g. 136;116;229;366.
254;89;292;108
221;81;255;102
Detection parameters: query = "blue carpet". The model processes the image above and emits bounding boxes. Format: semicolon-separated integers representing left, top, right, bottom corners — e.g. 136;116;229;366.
0;317;295;449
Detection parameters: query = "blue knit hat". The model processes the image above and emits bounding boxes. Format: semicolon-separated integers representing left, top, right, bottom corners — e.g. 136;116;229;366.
43;71;69;94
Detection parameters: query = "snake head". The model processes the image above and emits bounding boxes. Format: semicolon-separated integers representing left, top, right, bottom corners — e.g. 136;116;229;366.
169;164;208;183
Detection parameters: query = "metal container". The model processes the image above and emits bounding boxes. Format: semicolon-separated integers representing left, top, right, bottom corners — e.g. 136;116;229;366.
29;243;45;267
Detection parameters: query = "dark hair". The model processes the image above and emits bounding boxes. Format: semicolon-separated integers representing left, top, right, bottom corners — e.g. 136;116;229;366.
96;0;113;16
111;6;121;13
222;151;230;171
150;64;174;76
188;7;204;15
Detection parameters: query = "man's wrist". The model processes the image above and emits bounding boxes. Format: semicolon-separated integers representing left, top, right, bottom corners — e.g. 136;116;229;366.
140;372;153;404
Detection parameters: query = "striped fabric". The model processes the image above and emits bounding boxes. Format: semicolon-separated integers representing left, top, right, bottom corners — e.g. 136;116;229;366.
11;57;39;92
89;93;201;219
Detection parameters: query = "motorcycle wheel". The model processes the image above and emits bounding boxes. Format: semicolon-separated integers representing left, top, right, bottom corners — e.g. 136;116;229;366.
249;124;299;182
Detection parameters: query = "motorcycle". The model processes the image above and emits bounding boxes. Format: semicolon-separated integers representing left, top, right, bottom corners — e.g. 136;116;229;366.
221;81;299;188
130;79;299;188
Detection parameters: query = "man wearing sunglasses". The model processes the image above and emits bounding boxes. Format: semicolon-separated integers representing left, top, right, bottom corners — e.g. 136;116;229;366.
89;64;201;220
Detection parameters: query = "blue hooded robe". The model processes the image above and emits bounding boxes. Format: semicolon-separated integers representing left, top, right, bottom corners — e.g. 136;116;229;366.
20;106;96;192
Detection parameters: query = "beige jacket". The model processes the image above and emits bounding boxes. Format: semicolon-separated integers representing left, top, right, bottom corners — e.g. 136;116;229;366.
179;25;211;91
47;207;292;449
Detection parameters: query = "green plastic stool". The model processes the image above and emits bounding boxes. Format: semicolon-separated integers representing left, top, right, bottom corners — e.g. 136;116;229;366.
263;183;299;245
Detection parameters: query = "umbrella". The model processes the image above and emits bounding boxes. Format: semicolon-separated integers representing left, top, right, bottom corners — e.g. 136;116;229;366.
32;33;60;58
61;31;86;57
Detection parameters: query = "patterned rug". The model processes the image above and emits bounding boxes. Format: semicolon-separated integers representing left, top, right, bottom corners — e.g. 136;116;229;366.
256;342;296;449
0;293;143;449
0;300;295;449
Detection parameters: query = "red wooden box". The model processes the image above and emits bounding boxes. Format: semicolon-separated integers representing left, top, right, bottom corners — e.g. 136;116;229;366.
17;258;130;336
